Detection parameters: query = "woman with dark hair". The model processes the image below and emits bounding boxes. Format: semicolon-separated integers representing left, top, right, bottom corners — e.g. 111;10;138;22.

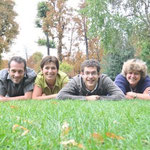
32;56;69;100
115;59;150;100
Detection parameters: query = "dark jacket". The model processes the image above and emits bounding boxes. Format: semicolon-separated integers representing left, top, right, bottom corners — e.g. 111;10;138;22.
0;67;36;97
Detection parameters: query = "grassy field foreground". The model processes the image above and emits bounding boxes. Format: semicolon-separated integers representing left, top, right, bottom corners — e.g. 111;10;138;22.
0;100;150;150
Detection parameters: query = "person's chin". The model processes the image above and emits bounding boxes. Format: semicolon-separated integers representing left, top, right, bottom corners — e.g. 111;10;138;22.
87;84;95;89
46;77;55;80
13;80;21;84
129;81;137;85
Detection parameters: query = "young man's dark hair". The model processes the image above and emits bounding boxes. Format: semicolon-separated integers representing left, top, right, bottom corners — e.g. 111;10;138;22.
81;59;101;73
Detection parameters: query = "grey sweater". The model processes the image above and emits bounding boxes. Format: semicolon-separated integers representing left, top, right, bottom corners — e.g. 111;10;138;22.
57;74;125;100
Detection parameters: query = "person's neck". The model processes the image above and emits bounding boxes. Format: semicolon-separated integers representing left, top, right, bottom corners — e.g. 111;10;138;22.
46;79;56;89
129;84;137;92
86;84;98;92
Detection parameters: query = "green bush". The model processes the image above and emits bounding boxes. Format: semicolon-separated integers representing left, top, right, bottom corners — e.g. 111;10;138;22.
60;62;73;74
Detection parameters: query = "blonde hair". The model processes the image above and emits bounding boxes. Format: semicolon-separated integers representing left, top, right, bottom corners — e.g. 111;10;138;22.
121;59;147;79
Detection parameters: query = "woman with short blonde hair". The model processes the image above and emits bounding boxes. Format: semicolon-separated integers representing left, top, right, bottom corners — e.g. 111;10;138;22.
115;59;150;100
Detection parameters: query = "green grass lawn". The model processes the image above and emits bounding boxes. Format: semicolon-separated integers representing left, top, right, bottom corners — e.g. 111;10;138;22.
0;100;150;150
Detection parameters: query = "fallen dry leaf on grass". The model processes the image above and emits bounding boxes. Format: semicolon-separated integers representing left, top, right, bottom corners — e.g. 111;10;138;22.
91;132;104;144
10;105;18;109
12;124;29;136
12;124;19;132
61;139;77;146
61;121;71;136
60;139;84;149
106;132;124;140
21;129;29;136
51;101;58;105
62;121;69;129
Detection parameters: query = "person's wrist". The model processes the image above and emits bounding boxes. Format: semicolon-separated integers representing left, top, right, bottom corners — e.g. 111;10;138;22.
133;93;137;99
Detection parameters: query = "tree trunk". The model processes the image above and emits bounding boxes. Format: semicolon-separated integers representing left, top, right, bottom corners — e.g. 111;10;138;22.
57;37;62;62
83;22;89;60
45;32;50;55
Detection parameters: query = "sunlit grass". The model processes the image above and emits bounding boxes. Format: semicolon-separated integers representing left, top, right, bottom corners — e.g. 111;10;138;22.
0;100;150;149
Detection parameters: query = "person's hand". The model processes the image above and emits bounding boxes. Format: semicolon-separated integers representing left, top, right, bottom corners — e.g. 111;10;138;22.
126;92;137;99
86;95;100;101
0;97;8;102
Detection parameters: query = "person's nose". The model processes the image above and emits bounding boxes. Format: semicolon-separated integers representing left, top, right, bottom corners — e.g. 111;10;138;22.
48;68;52;73
14;72;20;77
131;73;135;78
88;73;93;78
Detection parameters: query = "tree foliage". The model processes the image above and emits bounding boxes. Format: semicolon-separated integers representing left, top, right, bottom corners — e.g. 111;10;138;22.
59;61;73;77
81;0;150;79
0;0;18;61
37;0;70;62
37;38;55;48
109;0;150;72
36;1;56;56
27;52;43;72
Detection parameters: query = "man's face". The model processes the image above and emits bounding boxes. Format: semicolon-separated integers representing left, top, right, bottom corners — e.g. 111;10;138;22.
81;66;100;91
8;61;25;84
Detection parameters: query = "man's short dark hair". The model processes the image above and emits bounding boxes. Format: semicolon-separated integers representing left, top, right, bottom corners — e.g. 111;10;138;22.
81;59;101;73
8;56;26;70
40;56;59;70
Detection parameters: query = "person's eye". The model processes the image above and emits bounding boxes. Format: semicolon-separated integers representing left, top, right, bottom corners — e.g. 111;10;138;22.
11;70;16;73
85;72;89;75
92;72;97;75
45;67;49;70
18;71;23;74
51;67;56;70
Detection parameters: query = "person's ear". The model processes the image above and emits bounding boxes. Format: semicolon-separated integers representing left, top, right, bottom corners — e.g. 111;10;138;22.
81;71;84;76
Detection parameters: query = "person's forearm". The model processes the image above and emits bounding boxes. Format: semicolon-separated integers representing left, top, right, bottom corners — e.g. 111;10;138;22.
132;93;150;100
57;93;85;100
32;94;57;100
0;96;30;102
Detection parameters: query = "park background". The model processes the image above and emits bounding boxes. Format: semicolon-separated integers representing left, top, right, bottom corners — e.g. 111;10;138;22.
0;0;150;79
0;0;150;149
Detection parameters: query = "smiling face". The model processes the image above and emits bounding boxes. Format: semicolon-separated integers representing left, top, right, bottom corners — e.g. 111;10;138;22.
8;61;25;84
42;62;58;85
126;71;141;88
81;66;100;91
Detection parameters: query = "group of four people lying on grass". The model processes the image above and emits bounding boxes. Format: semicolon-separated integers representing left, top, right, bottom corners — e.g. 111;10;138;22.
0;56;150;102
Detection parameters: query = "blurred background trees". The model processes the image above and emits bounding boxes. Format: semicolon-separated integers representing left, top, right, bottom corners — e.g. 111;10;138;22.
0;0;150;79
0;0;18;68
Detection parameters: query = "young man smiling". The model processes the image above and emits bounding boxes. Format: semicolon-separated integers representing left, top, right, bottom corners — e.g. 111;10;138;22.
57;59;124;101
0;56;36;102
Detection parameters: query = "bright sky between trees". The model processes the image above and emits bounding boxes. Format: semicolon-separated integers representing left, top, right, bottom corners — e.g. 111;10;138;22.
2;0;81;60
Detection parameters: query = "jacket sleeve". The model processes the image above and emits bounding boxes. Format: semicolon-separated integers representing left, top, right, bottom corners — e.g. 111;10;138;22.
57;78;86;100
0;80;7;96
100;76;125;100
114;74;127;94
